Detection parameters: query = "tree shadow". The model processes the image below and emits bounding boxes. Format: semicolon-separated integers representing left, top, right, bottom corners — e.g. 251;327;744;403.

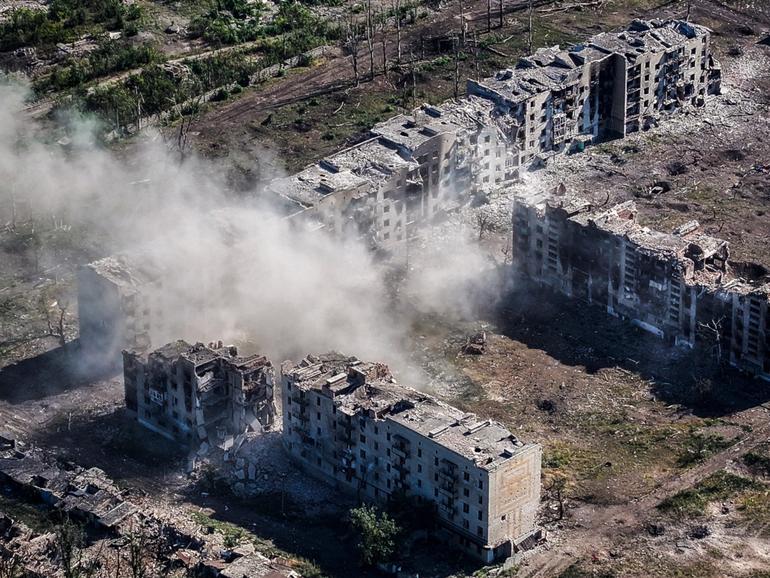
494;282;770;417
0;339;120;405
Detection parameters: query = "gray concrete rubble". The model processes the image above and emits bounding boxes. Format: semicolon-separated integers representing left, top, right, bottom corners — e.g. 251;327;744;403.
0;440;301;577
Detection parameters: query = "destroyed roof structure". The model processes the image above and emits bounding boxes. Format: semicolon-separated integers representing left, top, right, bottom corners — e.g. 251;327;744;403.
123;340;276;447
468;19;721;167
268;97;519;254
512;191;770;379
281;353;542;563
0;447;140;532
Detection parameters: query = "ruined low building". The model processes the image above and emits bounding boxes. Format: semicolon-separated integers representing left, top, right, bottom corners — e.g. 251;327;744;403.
511;193;770;380
0;448;139;532
469;19;721;168
281;354;542;562
123;341;276;446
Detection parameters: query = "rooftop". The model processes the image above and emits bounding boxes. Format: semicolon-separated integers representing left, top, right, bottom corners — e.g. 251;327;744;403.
472;19;711;105
285;354;534;470
138;341;272;374
270;138;416;209
83;254;158;291
372;98;498;151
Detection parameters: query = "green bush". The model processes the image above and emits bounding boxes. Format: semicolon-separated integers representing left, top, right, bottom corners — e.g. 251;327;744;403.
658;471;764;517
0;0;136;51
349;505;401;566
40;40;162;92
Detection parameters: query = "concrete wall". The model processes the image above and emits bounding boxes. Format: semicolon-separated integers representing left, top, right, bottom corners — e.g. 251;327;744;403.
281;374;541;562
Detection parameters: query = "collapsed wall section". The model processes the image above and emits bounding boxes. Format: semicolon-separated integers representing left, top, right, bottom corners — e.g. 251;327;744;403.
123;340;276;447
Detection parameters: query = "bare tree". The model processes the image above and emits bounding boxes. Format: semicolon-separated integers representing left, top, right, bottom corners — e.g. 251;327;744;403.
39;284;69;348
476;211;492;241
346;14;362;87
458;0;466;46
528;0;533;55
501;237;512;264
547;475;567;521
365;0;376;80
394;0;402;63
379;8;388;78
498;0;503;28
409;48;417;103
486;0;491;32
453;36;461;100
55;519;101;578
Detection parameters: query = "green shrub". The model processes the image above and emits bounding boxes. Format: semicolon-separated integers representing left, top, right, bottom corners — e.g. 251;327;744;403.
658;471;764;517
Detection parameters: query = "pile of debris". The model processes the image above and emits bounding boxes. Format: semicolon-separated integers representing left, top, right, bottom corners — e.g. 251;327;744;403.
462;331;487;355
0;439;305;577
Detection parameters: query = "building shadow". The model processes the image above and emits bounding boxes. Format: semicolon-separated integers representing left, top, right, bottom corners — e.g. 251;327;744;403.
494;282;770;417
29;405;186;487
0;339;120;405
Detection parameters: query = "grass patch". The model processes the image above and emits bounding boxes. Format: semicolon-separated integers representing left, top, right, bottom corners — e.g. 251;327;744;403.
0;492;56;533
190;512;326;576
677;431;736;468
658;471;765;517
744;446;770;477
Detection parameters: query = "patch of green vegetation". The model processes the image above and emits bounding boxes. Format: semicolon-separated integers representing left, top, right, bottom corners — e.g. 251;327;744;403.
658;471;765;517
36;39;162;93
0;0;142;51
677;430;736;468
189;0;264;45
737;490;770;533
0;493;56;533
190;512;327;576
744;446;770;477
82;50;255;130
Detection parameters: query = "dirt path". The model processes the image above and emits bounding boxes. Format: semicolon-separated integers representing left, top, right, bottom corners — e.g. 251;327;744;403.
519;404;770;577
190;0;555;137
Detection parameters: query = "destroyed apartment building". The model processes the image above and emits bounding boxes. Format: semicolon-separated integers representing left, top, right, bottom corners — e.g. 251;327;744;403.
123;340;276;446
0;441;298;578
267;97;519;253
77;254;159;358
468;19;721;167
281;354;542;562
268;19;720;254
512;192;770;380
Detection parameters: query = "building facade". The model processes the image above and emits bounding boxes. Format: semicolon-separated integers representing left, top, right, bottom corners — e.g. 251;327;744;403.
268;97;519;256
511;192;770;380
77;255;158;360
468;19;721;167
281;354;542;562
123;340;276;445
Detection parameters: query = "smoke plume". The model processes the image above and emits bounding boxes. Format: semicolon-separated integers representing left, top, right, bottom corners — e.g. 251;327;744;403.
0;77;501;380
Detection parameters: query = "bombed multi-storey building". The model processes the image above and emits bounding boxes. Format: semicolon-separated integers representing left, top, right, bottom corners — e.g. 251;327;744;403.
268;97;518;254
77;255;159;358
123;340;276;445
511;193;770;380
281;354;542;562
468;19;721;167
